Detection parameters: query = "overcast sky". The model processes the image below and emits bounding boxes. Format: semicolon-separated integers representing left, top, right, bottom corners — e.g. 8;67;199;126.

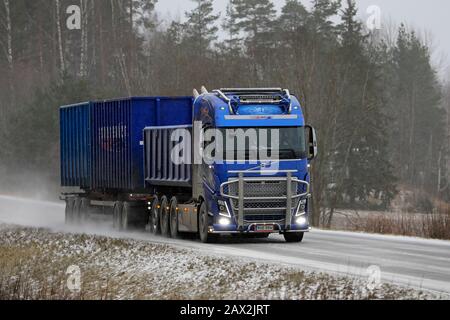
155;0;449;76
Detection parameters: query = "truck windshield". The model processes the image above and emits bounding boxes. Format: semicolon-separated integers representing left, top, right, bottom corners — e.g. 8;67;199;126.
217;127;307;161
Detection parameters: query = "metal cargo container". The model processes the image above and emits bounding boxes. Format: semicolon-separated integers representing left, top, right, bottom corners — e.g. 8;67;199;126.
60;97;193;191
144;125;193;188
60;102;91;188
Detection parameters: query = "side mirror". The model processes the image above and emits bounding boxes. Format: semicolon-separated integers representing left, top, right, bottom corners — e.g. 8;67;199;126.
305;125;318;161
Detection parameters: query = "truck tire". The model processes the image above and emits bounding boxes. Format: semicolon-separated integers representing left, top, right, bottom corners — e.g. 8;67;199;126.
149;197;161;235
65;197;75;225
160;196;170;237
113;201;124;231
121;202;131;231
79;198;90;224
73;197;82;225
169;197;179;239
199;202;217;243
284;232;304;243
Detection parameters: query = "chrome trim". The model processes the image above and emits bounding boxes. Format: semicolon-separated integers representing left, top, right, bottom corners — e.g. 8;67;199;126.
227;170;298;174
210;227;310;234
214;88;294;115
284;89;293;114
224;115;298;120
220;88;283;92
213;89;234;115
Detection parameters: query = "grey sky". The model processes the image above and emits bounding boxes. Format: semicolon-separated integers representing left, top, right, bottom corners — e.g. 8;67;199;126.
155;0;449;75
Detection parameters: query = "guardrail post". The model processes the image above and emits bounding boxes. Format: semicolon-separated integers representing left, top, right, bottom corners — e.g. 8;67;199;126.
286;172;292;230
238;172;244;229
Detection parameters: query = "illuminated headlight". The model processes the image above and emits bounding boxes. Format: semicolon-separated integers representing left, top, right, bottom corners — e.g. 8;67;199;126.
219;218;231;226
296;216;308;226
218;200;231;217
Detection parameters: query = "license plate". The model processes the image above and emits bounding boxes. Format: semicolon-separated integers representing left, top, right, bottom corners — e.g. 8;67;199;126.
256;225;274;232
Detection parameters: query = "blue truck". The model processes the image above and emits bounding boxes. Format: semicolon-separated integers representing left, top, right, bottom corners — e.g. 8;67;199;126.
60;88;317;243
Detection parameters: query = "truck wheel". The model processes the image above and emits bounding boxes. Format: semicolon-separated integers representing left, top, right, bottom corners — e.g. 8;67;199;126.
284;232;304;243
160;196;170;237
150;197;161;235
121;202;131;231
65;198;75;225
199;202;217;243
79;198;90;224
169;197;179;239
113;201;123;230
73;197;82;225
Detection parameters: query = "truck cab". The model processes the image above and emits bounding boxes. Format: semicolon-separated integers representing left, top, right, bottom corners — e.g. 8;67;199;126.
192;88;317;243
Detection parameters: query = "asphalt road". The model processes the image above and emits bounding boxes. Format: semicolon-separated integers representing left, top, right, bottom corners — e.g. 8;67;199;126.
1;195;449;295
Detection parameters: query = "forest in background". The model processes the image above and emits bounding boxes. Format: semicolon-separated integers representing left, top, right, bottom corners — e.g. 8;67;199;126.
0;0;449;227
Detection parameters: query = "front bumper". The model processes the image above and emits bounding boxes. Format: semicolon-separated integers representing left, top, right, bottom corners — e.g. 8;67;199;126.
210;223;311;234
220;170;310;230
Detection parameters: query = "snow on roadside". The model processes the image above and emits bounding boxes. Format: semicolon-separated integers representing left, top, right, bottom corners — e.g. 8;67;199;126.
0;224;444;300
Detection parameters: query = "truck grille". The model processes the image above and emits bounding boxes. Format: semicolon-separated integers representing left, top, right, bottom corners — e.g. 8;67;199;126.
222;178;306;224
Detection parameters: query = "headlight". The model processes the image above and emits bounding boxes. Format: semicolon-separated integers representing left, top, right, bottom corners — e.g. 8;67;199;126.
295;199;307;216
219;217;231;225
218;200;231;217
296;216;308;226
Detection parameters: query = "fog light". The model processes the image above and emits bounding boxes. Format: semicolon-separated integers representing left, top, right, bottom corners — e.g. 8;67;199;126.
296;217;307;226
219;218;231;226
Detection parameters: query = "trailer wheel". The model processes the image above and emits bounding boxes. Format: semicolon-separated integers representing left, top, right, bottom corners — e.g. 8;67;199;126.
169;197;179;239
121;202;132;231
79;198;90;224
113;201;124;230
160;196;170;237
284;232;304;243
149;197;161;235
73;197;82;225
199;202;217;243
65;198;75;225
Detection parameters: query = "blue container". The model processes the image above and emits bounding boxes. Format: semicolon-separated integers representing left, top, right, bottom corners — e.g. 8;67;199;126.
61;97;193;191
60;102;91;188
144;125;193;188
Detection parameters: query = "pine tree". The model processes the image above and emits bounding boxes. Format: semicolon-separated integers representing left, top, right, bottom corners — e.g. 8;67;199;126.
391;25;444;194
233;0;276;39
329;0;397;213
278;0;309;33
230;0;277;82
310;0;341;39
184;0;220;52
222;0;242;54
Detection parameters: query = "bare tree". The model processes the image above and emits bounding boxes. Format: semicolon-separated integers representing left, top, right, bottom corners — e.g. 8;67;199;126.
1;0;14;107
79;0;89;77
55;0;65;75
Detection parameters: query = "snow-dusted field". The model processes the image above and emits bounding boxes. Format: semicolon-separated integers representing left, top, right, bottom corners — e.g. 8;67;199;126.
1;195;450;300
0;225;442;300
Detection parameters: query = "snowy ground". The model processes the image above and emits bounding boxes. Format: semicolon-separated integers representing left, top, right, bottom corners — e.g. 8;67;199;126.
0;225;443;300
0;195;450;300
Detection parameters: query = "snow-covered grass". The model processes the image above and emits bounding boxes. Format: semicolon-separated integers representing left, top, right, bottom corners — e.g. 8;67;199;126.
329;210;450;240
0;224;443;300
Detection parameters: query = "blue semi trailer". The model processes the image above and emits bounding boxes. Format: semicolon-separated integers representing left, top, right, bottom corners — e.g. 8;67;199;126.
60;88;317;243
